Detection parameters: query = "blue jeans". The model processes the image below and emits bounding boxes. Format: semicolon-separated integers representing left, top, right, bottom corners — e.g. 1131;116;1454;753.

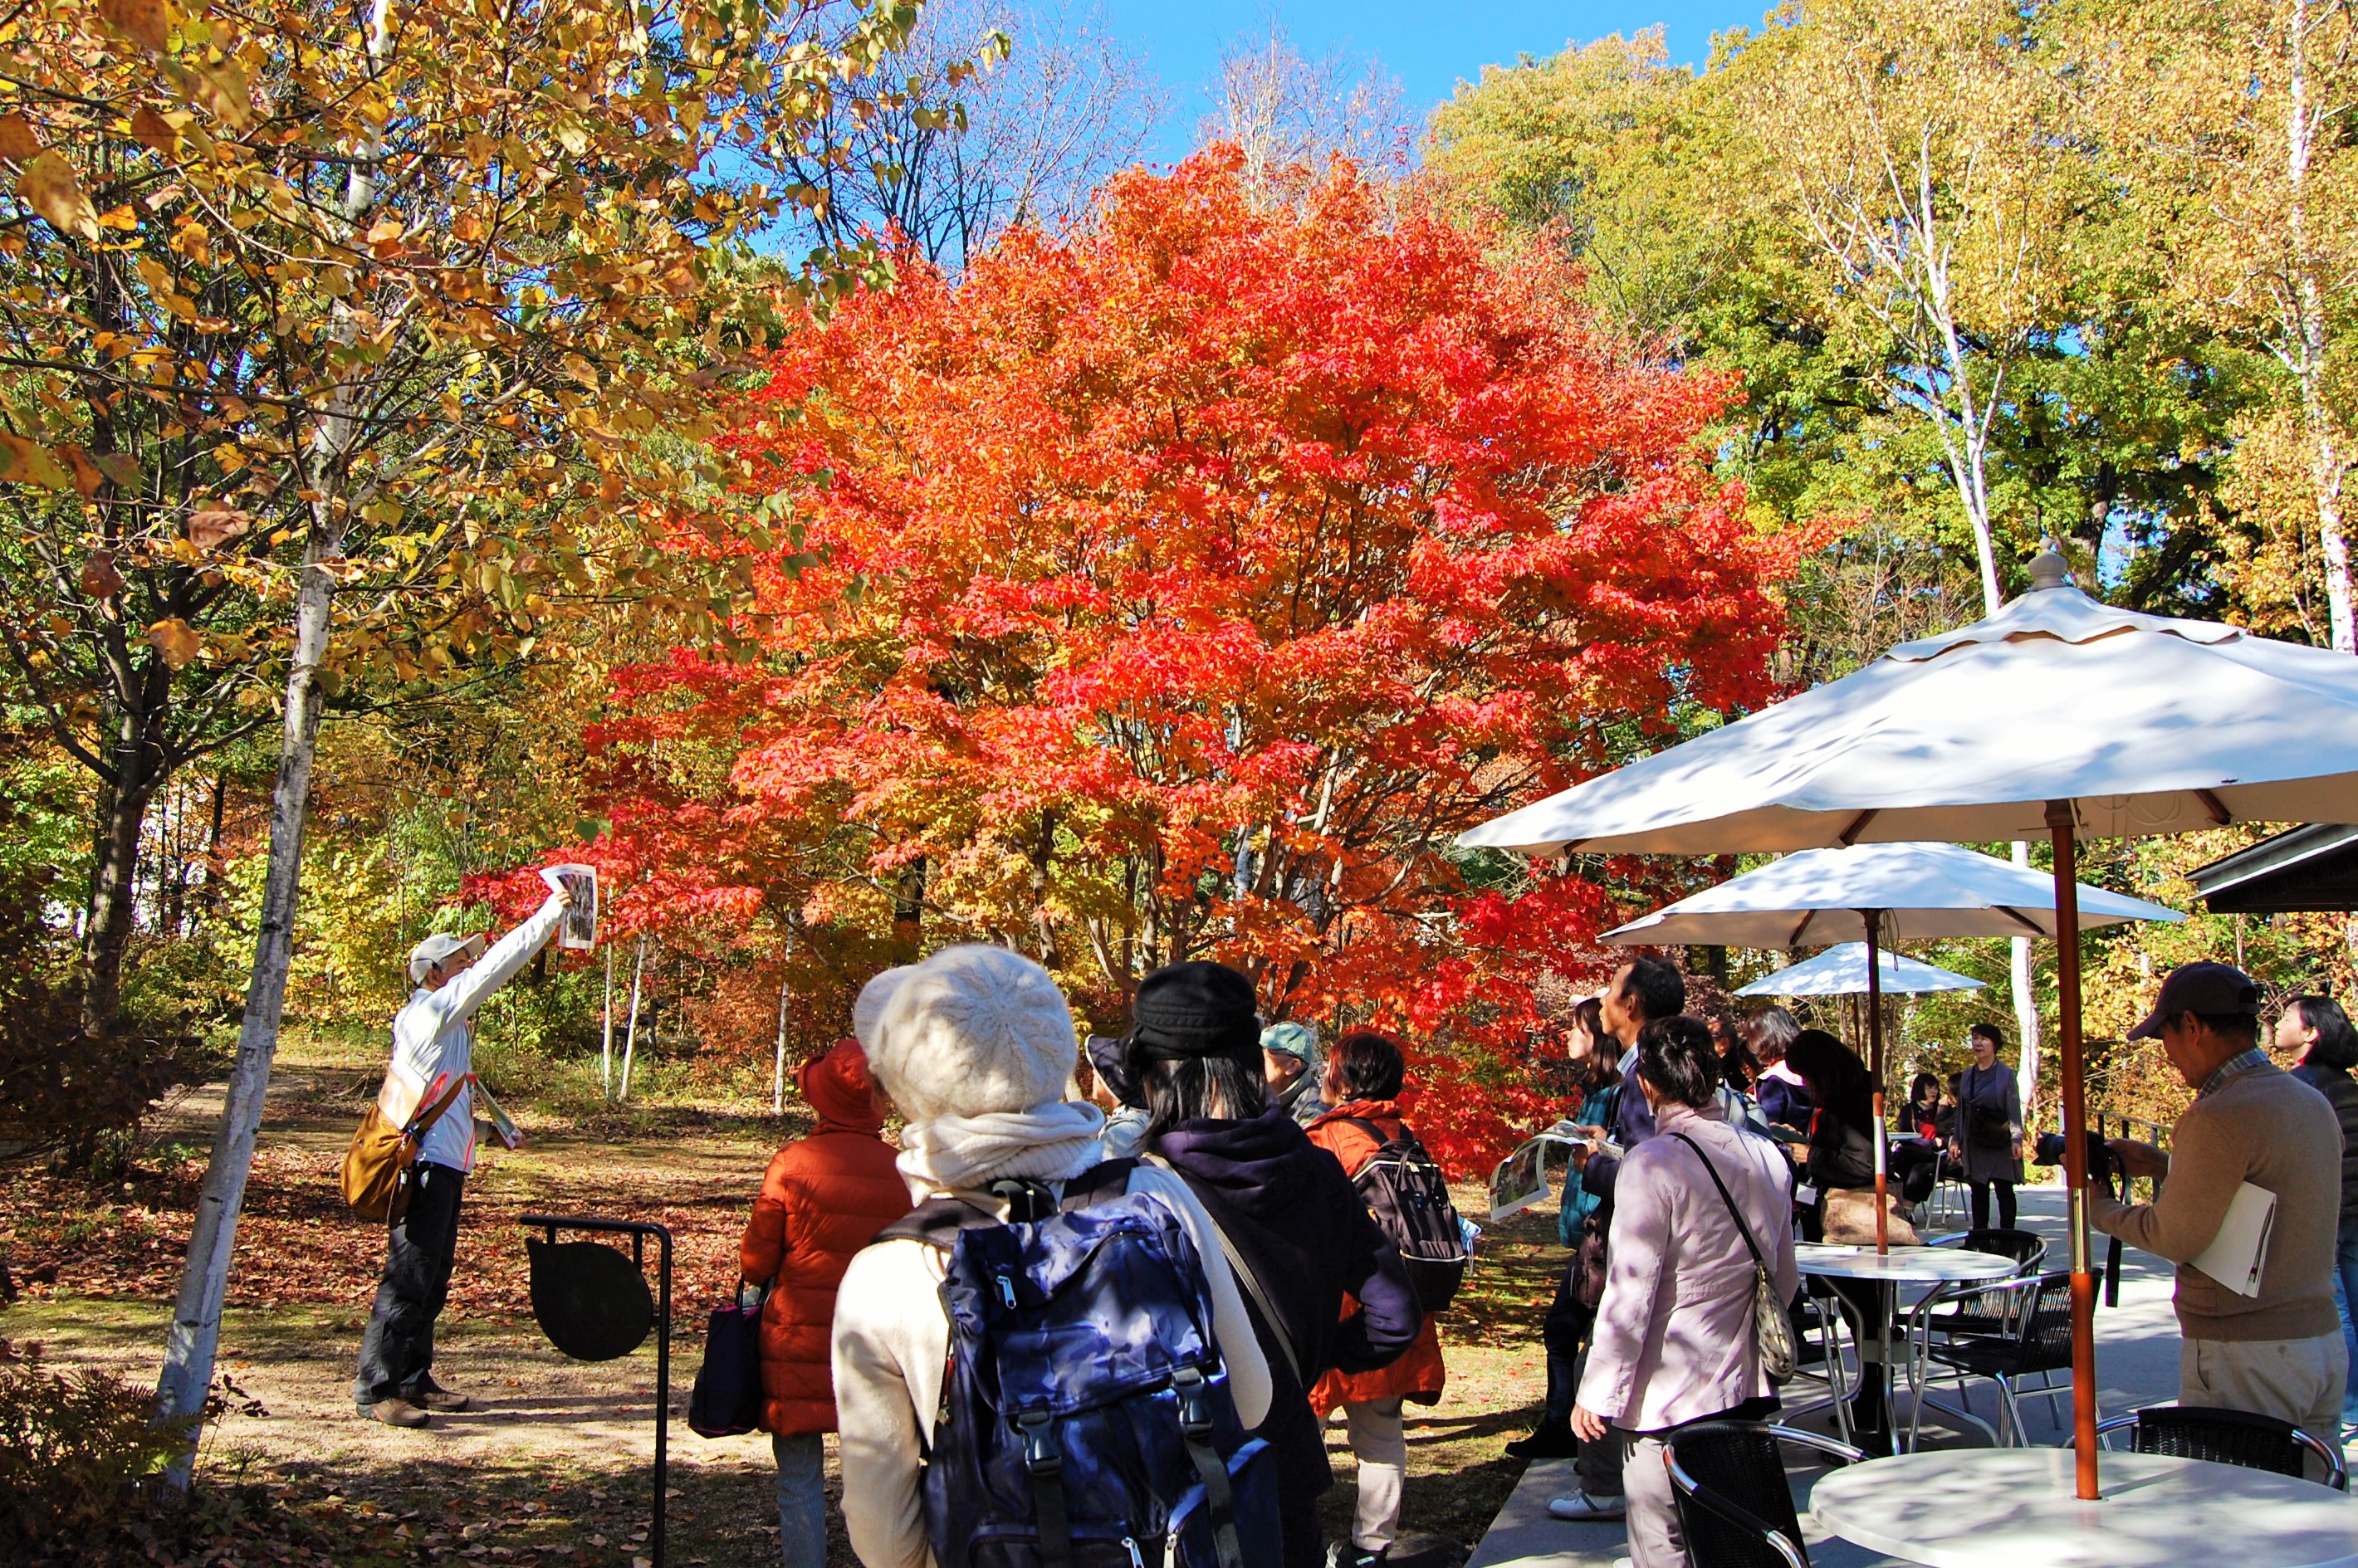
2334;1221;2358;1427
773;1431;824;1568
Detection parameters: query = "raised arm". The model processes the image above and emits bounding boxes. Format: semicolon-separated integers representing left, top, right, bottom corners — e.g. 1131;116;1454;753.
428;893;566;1026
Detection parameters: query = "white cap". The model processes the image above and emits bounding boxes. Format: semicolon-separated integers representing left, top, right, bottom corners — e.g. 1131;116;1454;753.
408;931;486;984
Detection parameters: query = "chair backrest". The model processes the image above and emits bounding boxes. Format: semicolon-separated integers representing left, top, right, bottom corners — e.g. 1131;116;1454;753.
1665;1421;1811;1568
2131;1404;2312;1480
1959;1228;2047;1273
2014;1272;2077;1372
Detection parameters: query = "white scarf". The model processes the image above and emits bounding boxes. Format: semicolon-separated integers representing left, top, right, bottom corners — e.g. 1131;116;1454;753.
897;1101;1109;1195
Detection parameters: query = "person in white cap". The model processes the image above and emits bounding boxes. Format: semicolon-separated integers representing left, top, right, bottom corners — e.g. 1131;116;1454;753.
353;882;571;1428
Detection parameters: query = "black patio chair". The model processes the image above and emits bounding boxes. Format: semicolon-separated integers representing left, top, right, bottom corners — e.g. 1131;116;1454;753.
1920;1229;2047;1339
2097;1404;2347;1491
1664;1420;1865;1568
1907;1271;2076;1450
1779;1281;1857;1446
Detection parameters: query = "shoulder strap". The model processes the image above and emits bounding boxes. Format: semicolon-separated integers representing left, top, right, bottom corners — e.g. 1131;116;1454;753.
404;1073;472;1140
1668;1132;1770;1273
1059;1158;1138;1212
1138;1155;1305;1388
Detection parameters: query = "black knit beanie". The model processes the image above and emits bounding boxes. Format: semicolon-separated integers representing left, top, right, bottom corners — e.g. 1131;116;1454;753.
1128;961;1261;1063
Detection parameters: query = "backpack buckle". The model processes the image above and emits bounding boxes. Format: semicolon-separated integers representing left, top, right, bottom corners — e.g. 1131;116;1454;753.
1015;1408;1063;1476
1169;1365;1213;1436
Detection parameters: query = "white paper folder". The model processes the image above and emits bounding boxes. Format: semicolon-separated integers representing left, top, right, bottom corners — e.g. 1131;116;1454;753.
2190;1181;2278;1298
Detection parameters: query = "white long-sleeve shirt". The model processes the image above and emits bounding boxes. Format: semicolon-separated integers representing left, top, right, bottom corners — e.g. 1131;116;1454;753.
830;1164;1274;1568
381;895;565;1173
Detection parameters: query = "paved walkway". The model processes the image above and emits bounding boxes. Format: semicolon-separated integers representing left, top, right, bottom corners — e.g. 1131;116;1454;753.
1465;1183;2190;1568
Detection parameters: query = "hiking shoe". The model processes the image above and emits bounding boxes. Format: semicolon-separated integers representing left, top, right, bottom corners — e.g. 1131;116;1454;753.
1504;1422;1582;1460
362;1397;429;1429
1546;1490;1626;1521
1324;1546;1387;1568
408;1384;472;1413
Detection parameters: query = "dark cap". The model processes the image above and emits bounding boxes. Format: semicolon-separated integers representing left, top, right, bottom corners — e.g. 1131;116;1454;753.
2126;960;2263;1040
1128;961;1260;1063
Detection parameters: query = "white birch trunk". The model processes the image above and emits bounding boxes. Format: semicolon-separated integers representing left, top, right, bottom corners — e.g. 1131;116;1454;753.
601;944;614;1095
2010;846;2042;1129
771;970;790;1115
153;535;338;1484
619;935;646;1101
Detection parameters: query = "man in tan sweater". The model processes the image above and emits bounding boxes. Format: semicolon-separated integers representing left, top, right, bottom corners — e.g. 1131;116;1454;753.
2090;961;2346;1442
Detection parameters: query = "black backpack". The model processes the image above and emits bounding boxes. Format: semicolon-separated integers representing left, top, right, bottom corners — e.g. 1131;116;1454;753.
1343;1118;1468;1313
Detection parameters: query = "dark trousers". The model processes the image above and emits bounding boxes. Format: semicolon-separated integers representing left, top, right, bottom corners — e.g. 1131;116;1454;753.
354;1161;464;1408
1969;1180;2017;1230
1541;1259;1622;1496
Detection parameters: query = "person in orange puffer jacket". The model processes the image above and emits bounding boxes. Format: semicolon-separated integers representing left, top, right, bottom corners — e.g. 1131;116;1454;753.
739;1028;912;1568
1306;1032;1450;1568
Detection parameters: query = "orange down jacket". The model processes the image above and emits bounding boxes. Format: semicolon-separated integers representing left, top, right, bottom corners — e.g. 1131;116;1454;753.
738;1041;912;1435
1304;1099;1449;1415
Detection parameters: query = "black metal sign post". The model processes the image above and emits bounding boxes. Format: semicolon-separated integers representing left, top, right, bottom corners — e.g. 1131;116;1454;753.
521;1214;673;1568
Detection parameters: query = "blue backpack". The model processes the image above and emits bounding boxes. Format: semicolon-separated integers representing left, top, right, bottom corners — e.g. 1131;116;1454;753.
880;1162;1280;1568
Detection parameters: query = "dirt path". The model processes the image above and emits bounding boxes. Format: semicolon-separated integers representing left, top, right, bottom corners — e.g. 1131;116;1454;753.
2;1039;1558;1567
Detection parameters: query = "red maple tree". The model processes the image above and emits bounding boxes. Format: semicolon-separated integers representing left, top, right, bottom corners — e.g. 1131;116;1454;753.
503;149;1802;1170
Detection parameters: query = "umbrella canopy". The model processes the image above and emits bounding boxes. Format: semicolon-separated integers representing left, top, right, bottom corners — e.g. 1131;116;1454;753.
1602;842;2186;948
1733;943;1985;998
1463;556;2358;857
1459;552;2358;1497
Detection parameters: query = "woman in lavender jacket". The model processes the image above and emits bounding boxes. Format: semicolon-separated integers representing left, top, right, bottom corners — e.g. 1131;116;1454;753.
1572;1015;1799;1568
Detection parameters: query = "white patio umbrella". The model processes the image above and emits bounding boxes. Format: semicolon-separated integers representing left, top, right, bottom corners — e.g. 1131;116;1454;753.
1731;943;1985;997
1604;841;2185;948
1460;552;2358;1498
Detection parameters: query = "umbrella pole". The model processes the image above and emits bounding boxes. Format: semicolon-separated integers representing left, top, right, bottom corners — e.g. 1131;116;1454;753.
2047;801;2100;1500
1866;911;1889;1255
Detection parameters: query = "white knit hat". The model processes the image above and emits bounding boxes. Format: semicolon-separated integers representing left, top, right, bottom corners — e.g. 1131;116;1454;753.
850;965;915;1052
868;945;1078;1123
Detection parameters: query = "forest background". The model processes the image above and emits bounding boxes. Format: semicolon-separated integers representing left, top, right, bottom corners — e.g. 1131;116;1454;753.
7;0;2358;1289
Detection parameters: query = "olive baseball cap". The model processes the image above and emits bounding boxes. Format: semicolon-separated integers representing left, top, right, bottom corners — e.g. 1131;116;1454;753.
2126;960;2262;1040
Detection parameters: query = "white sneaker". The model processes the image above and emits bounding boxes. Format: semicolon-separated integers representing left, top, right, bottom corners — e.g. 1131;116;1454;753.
1547;1491;1627;1521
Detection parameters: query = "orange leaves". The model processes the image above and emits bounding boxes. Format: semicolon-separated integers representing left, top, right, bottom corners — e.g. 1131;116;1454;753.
560;153;1794;1163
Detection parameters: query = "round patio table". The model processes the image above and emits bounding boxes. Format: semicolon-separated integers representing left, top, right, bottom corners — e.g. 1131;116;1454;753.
1810;1447;2358;1567
1794;1243;2016;1454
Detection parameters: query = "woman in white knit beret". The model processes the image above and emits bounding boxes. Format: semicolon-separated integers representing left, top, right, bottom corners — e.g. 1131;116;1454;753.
829;944;1273;1568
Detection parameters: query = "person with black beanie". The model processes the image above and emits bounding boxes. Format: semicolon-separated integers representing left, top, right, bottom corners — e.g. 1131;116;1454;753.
1126;961;1425;1568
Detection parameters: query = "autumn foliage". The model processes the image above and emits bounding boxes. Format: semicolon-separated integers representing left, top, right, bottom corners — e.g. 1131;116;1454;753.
524;149;1798;1169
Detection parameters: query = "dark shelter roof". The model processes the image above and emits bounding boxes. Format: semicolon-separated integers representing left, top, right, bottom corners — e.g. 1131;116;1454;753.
2189;823;2358;913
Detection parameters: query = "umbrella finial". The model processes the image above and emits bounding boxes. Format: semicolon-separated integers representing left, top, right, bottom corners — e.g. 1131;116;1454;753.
2028;549;2072;591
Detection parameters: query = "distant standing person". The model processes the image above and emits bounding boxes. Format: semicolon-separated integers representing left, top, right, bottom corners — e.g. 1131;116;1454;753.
2281;994;2358;1435
738;1030;912;1568
1305;1033;1450;1568
2091;963;2346;1443
1744;1007;1812;1132
1950;1023;2023;1229
1262;1019;1328;1126
354;885;570;1428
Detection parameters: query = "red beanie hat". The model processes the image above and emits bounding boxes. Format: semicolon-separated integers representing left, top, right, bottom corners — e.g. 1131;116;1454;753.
798;1038;883;1131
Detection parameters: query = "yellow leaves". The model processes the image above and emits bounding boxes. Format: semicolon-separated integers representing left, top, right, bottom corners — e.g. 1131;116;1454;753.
0;114;41;163
0;433;71;488
147;617;201;668
18;153;98;241
131;106;183;159
98;0;175;55
165;57;253;131
452;212;485;243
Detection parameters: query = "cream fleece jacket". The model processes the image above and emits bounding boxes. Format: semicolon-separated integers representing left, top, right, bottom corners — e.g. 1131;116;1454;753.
2088;1061;2341;1342
830;1165;1274;1568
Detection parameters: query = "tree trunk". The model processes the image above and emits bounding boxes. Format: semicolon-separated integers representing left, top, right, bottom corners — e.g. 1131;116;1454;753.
2010;846;2042;1127
2284;0;2354;652
153;536;337;1486
79;713;164;1040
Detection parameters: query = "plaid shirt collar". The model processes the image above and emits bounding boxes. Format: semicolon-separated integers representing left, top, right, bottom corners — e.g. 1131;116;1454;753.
2198;1046;2269;1099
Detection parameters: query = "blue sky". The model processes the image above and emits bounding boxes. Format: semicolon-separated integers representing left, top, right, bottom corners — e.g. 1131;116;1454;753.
1102;0;1769;165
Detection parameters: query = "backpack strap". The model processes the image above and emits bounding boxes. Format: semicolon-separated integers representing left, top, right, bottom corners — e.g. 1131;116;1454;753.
1059;1157;1138;1212
1172;1363;1247;1568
